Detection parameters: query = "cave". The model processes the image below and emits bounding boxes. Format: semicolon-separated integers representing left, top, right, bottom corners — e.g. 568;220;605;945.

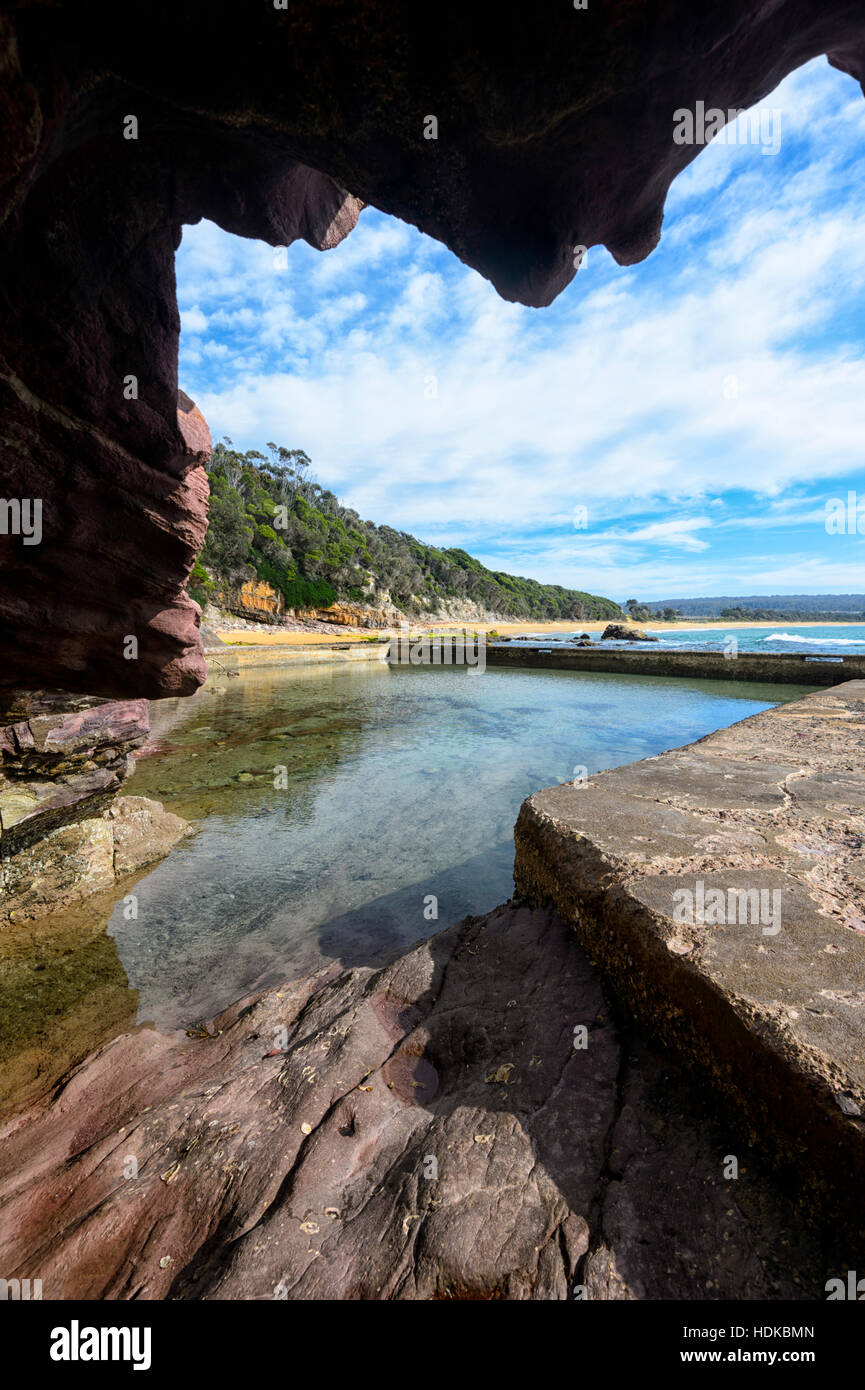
3;0;865;701
2;0;865;1323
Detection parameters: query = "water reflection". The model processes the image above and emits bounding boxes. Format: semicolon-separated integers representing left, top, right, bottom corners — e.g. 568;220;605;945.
115;662;811;1029
0;879;141;1119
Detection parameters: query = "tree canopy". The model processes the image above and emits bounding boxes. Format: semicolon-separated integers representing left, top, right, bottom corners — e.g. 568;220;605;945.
189;440;624;623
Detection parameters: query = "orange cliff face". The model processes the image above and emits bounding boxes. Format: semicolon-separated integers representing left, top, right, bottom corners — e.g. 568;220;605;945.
213;588;401;630
240;580;283;618
216;580;284;621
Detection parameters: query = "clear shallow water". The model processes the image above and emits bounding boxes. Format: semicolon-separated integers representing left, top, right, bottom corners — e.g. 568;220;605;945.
506;623;865;654
117;662;813;1030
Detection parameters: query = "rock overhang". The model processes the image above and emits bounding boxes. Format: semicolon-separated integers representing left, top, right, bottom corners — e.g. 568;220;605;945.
2;1;865;697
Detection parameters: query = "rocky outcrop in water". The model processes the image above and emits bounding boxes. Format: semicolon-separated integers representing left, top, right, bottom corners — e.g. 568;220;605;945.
600;624;659;642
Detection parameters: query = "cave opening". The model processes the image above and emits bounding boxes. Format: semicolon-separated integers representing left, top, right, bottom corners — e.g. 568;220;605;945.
3;3;865;1314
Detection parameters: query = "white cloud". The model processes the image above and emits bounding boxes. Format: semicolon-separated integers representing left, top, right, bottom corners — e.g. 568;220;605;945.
177;58;865;600
182;305;208;335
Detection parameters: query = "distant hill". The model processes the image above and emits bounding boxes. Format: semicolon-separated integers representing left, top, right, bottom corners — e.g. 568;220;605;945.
644;595;865;620
189;440;623;623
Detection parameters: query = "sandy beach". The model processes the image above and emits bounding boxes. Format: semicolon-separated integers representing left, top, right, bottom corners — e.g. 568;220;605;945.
213;617;861;646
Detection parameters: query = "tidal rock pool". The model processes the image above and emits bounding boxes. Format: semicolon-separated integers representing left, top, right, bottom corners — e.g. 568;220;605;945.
114;662;813;1029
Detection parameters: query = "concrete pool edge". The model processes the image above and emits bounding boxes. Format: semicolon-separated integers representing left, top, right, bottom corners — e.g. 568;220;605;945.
203;638;389;673
514;679;865;1237
487;644;865;685
208;635;865;687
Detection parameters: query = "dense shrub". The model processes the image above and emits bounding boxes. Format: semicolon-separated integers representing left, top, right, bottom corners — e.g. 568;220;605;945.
193;438;622;621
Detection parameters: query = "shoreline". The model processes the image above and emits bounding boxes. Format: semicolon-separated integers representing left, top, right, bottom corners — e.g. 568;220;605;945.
213;618;864;647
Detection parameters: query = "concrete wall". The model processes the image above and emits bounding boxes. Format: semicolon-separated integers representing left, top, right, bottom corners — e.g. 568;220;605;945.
486;645;865;685
207;641;391;674
513;678;865;1239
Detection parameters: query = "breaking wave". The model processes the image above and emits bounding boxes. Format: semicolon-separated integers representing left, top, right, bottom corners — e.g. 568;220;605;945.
760;632;865;645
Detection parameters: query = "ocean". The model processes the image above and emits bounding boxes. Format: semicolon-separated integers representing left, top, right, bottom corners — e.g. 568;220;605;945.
503;623;865;655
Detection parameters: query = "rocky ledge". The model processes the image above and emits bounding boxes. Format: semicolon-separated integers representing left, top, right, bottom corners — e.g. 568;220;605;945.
515;679;865;1243
2;681;863;1298
0;904;840;1300
1;692;191;922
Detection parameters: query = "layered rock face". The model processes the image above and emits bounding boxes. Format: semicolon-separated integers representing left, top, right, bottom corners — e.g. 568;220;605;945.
214;580;285;623
2;1;865;699
0;691;190;922
300;602;400;629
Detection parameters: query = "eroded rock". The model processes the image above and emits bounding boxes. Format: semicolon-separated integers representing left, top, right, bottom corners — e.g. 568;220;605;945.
600;624;659;642
2;3;865;696
0;904;835;1300
0;693;191;921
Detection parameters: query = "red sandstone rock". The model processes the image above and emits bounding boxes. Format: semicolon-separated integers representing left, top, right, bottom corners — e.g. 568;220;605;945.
0;905;833;1300
0;696;150;841
1;3;864;697
0;694;190;920
176;391;212;465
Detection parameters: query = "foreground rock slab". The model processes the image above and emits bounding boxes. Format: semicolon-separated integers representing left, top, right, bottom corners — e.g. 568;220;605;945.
0;905;834;1300
515;680;865;1240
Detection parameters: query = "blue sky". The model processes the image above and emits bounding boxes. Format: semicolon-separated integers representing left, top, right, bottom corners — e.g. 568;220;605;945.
176;59;865;605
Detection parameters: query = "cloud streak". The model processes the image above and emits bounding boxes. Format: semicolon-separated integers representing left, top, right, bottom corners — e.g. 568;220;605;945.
177;58;865;602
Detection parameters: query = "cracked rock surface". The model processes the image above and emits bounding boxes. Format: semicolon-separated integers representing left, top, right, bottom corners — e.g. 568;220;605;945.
0;904;833;1300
